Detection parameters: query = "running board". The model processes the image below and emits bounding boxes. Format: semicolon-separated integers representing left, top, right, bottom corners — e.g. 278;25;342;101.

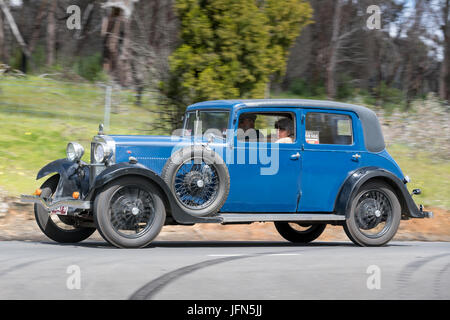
218;213;346;224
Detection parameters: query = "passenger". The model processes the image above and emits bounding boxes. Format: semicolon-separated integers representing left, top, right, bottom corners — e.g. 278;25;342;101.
275;118;294;143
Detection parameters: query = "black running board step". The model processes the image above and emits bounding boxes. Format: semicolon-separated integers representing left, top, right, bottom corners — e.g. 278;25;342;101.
218;213;346;224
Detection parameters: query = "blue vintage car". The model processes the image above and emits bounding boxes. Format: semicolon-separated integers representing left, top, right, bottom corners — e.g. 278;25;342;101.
22;99;432;248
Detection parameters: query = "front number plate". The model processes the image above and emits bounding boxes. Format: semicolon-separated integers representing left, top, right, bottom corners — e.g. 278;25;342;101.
50;206;68;215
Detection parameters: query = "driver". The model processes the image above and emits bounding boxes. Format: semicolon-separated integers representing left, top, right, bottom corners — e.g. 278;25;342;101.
238;113;264;142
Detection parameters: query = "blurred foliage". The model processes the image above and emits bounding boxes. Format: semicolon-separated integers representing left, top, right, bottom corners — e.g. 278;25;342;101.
73;53;107;82
374;81;404;112
287;78;406;113
162;0;312;128
288;78;326;99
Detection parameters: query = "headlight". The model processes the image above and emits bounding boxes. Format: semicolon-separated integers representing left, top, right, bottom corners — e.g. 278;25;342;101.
66;142;84;161
93;142;112;163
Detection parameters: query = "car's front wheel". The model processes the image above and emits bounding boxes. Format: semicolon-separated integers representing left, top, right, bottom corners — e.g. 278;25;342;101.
343;181;401;246
274;222;326;243
34;175;96;243
94;176;166;248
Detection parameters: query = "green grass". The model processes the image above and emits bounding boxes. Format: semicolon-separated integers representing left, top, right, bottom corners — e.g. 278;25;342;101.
0;76;166;195
1;77;448;210
386;144;450;210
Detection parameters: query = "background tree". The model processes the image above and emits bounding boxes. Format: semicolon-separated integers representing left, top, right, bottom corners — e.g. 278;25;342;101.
0;0;446;112
162;0;312;128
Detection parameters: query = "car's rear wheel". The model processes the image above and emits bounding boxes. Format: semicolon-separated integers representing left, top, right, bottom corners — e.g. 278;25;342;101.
94;176;166;248
162;146;230;217
274;222;326;243
34;175;96;243
343;181;401;246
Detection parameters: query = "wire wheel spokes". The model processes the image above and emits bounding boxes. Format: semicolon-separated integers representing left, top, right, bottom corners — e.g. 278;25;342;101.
355;189;393;238
109;185;156;238
173;158;220;210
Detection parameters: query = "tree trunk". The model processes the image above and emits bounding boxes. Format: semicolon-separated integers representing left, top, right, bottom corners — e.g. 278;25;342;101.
0;10;4;62
28;0;48;55
326;0;342;99
46;0;57;67
439;0;449;101
0;0;30;58
118;14;132;86
102;1;139;86
102;7;122;74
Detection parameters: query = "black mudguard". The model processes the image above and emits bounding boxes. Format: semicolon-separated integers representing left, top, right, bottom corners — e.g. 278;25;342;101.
89;162;221;225
335;166;427;219
37;159;90;199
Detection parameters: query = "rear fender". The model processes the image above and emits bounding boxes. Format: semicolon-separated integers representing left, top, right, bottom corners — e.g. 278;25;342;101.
335;166;425;219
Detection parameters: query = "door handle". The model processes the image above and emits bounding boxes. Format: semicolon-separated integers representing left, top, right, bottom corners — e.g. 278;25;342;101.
352;153;361;161
290;152;301;160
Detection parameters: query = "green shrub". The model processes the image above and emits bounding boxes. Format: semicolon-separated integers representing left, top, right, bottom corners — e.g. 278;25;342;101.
73;53;104;82
288;78;326;98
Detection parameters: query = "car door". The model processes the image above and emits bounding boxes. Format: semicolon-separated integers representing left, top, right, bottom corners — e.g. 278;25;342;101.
298;109;363;212
220;108;303;213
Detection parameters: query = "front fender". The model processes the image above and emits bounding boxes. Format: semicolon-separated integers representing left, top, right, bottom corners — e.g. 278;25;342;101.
37;159;75;180
37;159;90;199
89;162;221;225
335;166;426;219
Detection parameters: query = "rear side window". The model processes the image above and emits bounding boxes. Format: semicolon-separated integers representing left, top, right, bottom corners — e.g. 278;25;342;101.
305;112;353;145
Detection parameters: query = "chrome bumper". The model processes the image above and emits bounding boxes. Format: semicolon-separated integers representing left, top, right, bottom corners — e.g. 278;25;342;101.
20;195;91;211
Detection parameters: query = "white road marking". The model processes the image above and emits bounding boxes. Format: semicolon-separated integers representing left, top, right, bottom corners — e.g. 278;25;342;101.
208;254;244;257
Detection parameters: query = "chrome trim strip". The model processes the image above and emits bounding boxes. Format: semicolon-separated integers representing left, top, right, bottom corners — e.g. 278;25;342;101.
20;195;91;211
219;213;346;223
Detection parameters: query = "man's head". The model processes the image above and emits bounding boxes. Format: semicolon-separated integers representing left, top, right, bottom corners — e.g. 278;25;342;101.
275;118;294;139
238;113;257;131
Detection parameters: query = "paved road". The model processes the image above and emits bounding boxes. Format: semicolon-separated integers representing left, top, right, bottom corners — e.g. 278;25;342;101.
0;240;449;299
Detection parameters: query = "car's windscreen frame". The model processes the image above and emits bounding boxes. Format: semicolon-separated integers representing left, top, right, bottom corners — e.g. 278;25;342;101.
182;109;231;137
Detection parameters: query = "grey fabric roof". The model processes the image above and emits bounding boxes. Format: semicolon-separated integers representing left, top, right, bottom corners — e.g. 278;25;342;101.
236;99;385;153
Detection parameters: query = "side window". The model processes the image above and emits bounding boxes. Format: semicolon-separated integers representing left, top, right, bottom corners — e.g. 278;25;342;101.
237;112;296;143
305;112;353;145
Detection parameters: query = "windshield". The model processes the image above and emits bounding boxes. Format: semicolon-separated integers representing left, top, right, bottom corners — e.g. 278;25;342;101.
183;110;230;138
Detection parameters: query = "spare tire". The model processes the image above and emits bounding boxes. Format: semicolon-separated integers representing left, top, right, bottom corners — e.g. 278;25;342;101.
162;145;230;217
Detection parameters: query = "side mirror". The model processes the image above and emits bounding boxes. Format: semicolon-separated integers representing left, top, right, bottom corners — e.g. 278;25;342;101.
412;189;421;196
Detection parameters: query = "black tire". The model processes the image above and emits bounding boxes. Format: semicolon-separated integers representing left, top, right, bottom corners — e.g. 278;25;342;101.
94;176;166;248
343;181;401;247
161;145;230;217
34;175;96;243
274;222;326;243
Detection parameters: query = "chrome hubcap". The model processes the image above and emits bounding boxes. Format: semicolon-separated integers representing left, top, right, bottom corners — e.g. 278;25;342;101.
109;186;156;238
355;189;393;238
